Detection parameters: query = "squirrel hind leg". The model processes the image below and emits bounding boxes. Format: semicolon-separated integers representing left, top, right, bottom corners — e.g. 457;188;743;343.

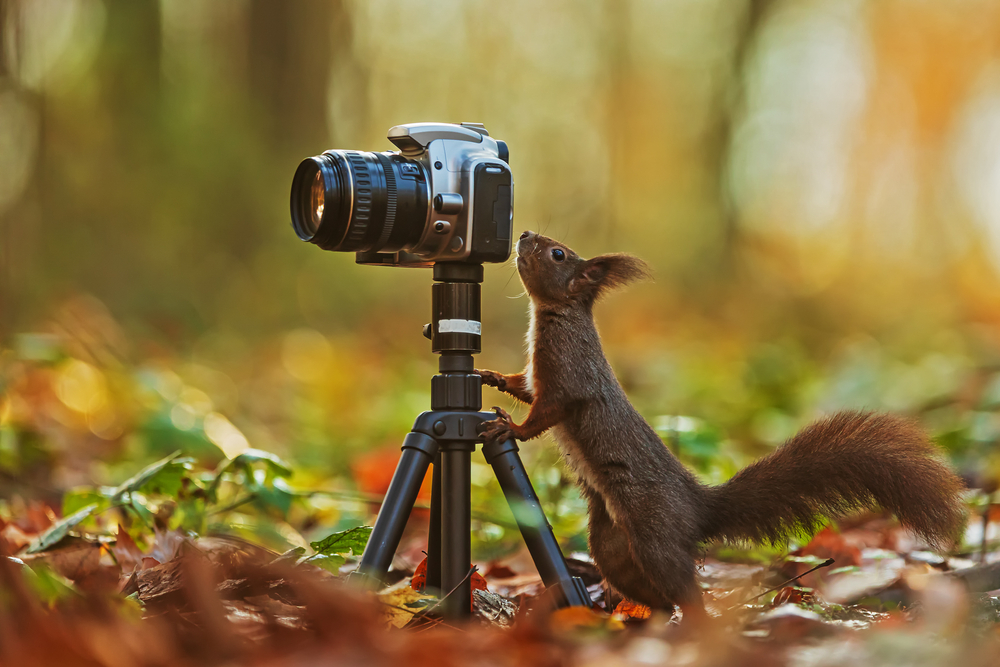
587;494;700;611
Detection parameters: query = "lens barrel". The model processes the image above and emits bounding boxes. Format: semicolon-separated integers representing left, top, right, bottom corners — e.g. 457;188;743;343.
290;150;429;253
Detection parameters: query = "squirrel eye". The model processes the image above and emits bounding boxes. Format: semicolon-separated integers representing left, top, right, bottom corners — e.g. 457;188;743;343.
551;248;565;262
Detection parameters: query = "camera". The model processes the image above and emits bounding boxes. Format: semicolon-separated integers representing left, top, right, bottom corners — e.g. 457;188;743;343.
290;122;513;267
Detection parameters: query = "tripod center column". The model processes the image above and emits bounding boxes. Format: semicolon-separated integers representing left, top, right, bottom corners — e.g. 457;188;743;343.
430;262;483;410
429;262;483;618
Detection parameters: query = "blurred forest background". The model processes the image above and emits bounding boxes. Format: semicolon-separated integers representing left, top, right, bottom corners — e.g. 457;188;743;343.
3;0;1000;556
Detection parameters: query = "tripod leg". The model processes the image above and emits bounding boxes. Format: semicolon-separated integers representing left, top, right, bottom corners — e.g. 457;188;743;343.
426;452;442;591
356;431;438;585
440;444;473;618
482;437;591;608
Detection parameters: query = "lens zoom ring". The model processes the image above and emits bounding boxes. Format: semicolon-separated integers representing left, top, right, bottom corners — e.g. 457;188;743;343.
345;152;372;247
374;153;397;251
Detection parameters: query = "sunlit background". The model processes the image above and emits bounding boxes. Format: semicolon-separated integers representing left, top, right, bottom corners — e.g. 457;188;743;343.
3;0;1000;554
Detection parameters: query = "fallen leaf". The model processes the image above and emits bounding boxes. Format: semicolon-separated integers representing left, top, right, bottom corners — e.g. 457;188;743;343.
410;557;427;592
549;606;609;634
747;605;835;642
772;586;816;607
377;579;437;628
112;524;144;573
148;527;185;564
409;557;488;610
787;527;861;586
0;521;33;552
483;563;517;579
612;599;652;620
310;525;372;558
23;542;101;582
25;504;98;555
137;559;186;609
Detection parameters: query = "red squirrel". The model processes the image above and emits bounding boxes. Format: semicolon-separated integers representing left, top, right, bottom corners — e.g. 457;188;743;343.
476;231;965;615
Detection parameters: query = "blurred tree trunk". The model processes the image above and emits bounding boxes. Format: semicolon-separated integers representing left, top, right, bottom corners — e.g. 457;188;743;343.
0;0;9;340
601;0;628;245
706;0;774;275
249;0;338;153
100;0;162;134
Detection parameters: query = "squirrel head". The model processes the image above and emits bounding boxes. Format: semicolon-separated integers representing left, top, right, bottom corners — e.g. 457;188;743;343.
515;231;651;308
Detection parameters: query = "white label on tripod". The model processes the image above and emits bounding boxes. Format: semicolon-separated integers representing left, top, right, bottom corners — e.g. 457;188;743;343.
438;319;482;335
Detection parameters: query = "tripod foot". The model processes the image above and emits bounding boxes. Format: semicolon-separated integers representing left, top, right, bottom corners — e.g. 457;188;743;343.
548;576;593;609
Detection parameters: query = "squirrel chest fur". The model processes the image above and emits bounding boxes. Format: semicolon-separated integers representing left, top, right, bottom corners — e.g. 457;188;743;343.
476;231;965;613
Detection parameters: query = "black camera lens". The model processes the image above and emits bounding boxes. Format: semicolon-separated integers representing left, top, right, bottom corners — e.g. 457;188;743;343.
290;150;429;253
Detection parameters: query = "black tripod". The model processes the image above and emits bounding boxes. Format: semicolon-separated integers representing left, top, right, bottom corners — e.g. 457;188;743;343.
355;262;591;618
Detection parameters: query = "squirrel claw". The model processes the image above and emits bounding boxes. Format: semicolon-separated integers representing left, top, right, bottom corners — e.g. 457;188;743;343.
491;406;512;422
478;415;514;444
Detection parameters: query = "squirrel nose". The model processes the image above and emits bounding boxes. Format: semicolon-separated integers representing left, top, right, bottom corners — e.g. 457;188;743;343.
519;230;532;240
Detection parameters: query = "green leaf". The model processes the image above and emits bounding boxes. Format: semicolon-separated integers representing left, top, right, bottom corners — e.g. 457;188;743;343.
62;487;110;516
207;448;292;501
24;563;80;603
310;525;372;557
270;547;306;567
304;553;346;573
231;449;292;478
252;484;294;516
174;496;208;533
111;451;191;502
25;503;98;554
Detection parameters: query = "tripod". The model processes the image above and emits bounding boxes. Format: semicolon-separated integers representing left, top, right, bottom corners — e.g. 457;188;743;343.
356;262;591;618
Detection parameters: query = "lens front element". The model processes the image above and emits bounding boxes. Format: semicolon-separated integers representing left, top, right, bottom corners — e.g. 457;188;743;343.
309;170;325;236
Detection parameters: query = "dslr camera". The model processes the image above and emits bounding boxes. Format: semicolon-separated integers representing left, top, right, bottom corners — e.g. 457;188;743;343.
290;122;513;266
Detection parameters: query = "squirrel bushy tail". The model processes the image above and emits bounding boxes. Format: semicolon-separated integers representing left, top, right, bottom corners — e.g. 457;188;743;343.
702;411;965;550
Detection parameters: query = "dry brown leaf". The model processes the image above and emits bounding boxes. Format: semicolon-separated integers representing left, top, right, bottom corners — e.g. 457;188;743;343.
22;541;101;582
112;524;144;573
0;522;33;552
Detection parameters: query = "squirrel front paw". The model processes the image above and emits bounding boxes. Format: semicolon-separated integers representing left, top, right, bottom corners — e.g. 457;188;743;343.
474;369;506;390
478;406;514;444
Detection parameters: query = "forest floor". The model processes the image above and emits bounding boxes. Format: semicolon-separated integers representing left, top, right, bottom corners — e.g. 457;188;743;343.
3;473;1000;667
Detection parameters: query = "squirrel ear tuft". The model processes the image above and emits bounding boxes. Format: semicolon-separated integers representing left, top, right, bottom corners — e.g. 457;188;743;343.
569;253;651;298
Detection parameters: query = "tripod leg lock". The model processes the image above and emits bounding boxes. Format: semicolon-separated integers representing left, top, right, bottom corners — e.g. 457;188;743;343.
401;431;440;458
481;436;519;463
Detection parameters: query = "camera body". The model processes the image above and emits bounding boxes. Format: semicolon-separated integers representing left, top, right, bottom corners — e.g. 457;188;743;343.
290;122;513;267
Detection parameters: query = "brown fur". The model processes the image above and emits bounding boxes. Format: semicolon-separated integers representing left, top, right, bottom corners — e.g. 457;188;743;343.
477;231;966;612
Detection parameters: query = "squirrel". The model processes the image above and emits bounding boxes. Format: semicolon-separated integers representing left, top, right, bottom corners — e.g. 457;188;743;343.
476;230;965;616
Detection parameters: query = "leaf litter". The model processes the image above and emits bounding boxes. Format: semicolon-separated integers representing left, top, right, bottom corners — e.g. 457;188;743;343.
3;458;1000;665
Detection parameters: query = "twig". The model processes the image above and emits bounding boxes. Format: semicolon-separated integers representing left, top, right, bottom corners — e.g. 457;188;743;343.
377;601;466;633
411;567;477;620
412;615;457;634
209;493;257;516
729;558;835;610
